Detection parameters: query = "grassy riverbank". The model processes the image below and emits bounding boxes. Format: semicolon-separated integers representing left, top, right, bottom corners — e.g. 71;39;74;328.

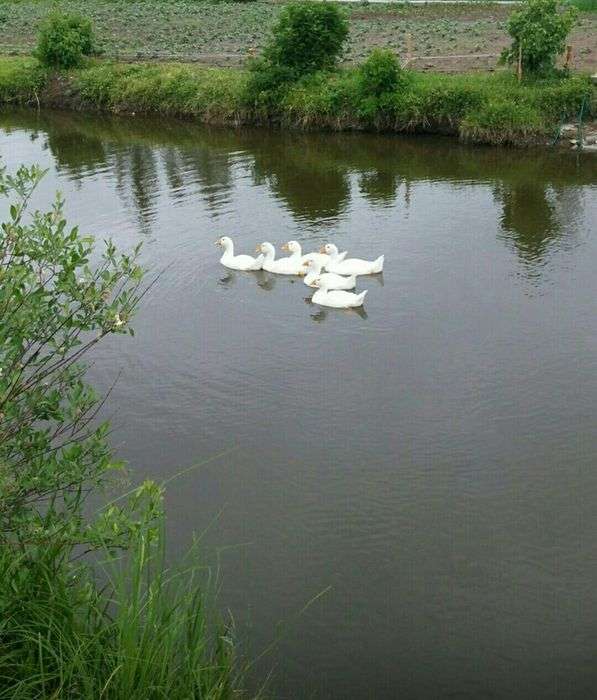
0;56;594;146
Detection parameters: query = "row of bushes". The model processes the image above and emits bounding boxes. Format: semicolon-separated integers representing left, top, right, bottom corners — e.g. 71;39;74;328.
32;0;580;77
1;56;593;146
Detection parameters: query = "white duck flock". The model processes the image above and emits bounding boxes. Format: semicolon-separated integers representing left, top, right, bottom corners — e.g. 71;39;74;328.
320;243;384;276
215;237;384;311
216;236;263;271
302;258;356;290
256;241;304;275
311;276;367;308
281;240;347;269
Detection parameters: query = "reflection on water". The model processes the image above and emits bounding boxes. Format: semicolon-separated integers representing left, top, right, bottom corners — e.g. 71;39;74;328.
2;109;597;700
2;109;594;273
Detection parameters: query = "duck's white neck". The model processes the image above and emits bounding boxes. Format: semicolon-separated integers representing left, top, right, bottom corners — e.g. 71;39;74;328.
289;244;302;259
262;246;275;261
328;247;341;261
307;261;323;276
221;241;234;258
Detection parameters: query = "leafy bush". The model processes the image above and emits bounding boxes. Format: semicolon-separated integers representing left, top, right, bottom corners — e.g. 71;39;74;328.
36;11;95;69
263;1;349;76
246;57;300;109
246;1;349;108
501;0;578;76
0;162;146;550
357;49;403;98
0;162;245;698
531;73;594;119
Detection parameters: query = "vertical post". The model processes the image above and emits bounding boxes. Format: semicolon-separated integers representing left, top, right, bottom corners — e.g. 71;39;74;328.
564;45;573;70
517;43;523;82
406;32;413;67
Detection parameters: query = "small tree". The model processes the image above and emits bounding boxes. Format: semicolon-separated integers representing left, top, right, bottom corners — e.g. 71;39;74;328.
36;10;95;69
358;49;404;98
263;1;349;76
0;162;155;553
501;0;577;76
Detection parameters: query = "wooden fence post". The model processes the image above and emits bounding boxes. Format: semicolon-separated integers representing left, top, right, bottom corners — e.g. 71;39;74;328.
517;43;523;82
406;33;413;67
564;45;573;70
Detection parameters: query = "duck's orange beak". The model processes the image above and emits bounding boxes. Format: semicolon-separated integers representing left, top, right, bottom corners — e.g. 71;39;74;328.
255;245;261;253
319;246;326;253
281;243;289;252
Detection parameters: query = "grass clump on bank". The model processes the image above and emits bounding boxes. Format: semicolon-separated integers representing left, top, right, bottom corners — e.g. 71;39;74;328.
0;56;45;103
0;162;247;698
0;529;238;699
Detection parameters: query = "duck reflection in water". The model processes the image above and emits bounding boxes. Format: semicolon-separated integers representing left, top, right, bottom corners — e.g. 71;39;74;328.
218;270;236;287
218;269;277;291
253;269;276;291
304;295;368;322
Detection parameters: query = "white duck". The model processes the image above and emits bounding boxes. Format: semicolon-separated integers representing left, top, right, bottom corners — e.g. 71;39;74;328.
216;236;263;271
302;259;356;290
311;276;368;309
320;243;384;275
281;240;347;269
256;242;304;275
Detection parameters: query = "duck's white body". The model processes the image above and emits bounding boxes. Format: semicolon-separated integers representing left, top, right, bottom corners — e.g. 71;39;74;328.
283;241;347;270
322;243;384;276
311;276;367;308
257;242;304;275
216;236;263;271
302;259;356;290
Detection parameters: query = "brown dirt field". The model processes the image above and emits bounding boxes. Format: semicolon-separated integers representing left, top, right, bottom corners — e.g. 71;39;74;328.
0;1;595;73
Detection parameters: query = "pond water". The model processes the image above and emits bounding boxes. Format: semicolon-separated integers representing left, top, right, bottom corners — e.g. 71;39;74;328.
2;109;597;699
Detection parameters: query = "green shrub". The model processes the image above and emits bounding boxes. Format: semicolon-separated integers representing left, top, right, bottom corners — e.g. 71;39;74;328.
531;74;594;119
245;2;348;108
245;58;299;109
357;49;403;98
501;0;578;76
263;1;349;76
0;162;147;551
0;161;245;698
36;10;95;69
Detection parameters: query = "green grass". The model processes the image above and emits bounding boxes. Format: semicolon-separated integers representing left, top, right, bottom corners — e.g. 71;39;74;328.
567;0;597;11
0;528;247;699
280;68;593;144
0;56;594;146
0;56;45;104
75;62;250;121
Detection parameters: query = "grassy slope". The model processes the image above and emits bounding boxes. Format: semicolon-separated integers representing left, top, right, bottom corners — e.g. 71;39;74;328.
0;56;594;146
0;0;595;72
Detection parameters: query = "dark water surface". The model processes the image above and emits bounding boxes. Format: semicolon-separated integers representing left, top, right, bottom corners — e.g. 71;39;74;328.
2;109;597;699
